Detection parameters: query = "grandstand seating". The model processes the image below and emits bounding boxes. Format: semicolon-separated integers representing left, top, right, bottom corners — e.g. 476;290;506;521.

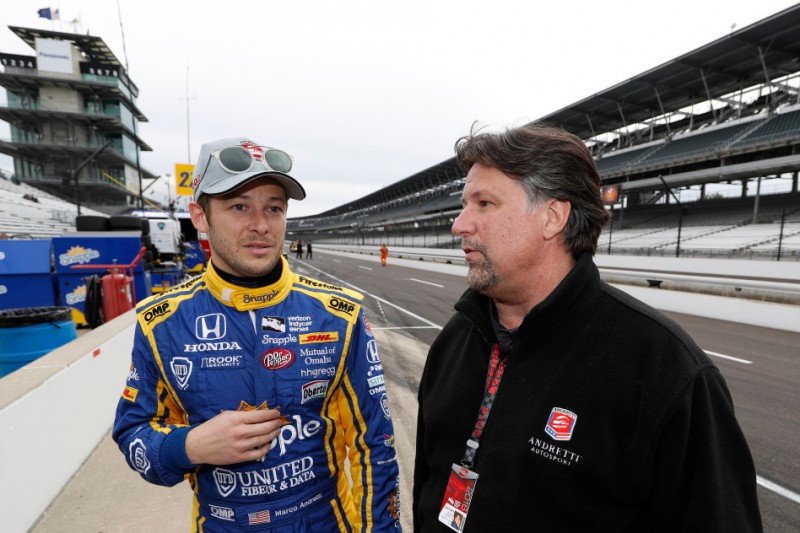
595;143;667;174
0;177;106;239
642;121;754;166
730;108;800;149
593;107;800;175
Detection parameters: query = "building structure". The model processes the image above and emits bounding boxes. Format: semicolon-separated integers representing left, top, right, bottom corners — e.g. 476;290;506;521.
0;26;156;214
286;4;800;258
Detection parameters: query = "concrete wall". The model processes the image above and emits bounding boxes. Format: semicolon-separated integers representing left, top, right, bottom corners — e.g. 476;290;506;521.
0;311;136;533
1;248;798;531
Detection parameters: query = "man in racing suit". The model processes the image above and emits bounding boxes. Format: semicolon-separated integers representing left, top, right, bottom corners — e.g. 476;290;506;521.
113;137;400;532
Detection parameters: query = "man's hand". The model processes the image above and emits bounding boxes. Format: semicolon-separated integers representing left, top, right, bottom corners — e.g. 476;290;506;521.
185;409;284;465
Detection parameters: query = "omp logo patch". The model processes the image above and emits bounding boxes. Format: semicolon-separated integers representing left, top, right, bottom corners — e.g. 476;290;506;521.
143;301;169;323
299;332;339;344
209;505;235;522
327;296;355;316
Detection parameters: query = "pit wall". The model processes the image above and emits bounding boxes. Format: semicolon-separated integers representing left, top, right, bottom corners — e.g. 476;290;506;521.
0;311;136;533
2;247;800;532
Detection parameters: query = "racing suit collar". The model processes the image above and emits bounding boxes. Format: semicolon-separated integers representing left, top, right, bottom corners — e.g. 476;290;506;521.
204;256;293;310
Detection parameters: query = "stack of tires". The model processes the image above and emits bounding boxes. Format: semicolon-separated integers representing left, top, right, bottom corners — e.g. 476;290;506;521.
75;215;154;270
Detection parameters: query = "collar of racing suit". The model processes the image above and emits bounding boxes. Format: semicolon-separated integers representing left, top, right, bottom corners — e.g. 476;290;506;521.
203;255;294;311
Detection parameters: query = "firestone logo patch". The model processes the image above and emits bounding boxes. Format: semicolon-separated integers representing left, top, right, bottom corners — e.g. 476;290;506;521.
261;348;295;370
545;407;577;441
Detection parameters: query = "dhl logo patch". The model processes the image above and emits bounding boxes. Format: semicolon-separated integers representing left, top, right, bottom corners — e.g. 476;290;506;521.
122;386;139;402
299;332;339;344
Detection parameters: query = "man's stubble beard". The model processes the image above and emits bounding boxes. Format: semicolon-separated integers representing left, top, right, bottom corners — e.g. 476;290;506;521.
464;240;500;294
208;229;280;278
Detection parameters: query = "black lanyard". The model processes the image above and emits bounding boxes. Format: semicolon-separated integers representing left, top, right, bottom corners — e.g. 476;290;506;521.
461;343;508;469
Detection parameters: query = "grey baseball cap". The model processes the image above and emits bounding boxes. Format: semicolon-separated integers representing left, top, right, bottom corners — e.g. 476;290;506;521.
191;137;306;201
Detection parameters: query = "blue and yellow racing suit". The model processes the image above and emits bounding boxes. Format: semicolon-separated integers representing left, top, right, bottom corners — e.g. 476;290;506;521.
113;258;401;531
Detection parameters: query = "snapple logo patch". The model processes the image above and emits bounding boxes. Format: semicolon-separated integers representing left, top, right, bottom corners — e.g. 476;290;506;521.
261;348;295;370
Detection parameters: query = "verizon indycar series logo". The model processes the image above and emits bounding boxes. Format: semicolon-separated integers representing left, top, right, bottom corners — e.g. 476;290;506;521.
262;316;286;332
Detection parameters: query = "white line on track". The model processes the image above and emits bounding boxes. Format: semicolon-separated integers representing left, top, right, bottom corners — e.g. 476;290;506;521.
703;350;753;365
300;262;442;330
332;259;342;263
409;278;444;288
372;326;442;330
757;475;800;504
359;266;373;270
302;263;800;505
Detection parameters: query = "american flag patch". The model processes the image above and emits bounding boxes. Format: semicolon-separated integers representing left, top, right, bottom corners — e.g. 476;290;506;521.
248;510;270;525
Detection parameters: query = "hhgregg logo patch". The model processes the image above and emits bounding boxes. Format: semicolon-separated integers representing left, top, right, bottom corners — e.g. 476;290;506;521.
261;348;295;370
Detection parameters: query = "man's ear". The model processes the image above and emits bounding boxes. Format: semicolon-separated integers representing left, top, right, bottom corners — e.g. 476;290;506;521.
542;199;570;241
188;201;209;233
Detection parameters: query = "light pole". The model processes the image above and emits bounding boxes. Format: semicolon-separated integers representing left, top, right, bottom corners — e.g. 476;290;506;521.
658;175;685;258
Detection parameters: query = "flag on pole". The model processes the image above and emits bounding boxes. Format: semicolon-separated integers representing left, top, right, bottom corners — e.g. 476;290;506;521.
37;8;60;20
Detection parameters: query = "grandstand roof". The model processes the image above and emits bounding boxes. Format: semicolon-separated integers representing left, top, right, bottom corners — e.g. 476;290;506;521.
538;4;800;140
297;5;800;222
311;157;461;218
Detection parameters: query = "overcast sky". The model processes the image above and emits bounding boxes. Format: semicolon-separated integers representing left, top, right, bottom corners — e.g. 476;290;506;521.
1;0;798;217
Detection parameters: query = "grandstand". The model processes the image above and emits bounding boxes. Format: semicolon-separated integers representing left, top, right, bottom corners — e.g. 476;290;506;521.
287;5;800;261
0;170;106;239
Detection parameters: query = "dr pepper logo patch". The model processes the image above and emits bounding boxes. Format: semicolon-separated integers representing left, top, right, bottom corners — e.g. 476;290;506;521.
545;407;577;441
261;348;295;370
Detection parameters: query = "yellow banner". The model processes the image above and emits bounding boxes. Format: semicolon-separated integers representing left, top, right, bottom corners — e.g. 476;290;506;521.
175;163;194;196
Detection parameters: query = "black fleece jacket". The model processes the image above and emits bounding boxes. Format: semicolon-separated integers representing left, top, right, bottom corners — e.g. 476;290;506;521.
413;252;762;532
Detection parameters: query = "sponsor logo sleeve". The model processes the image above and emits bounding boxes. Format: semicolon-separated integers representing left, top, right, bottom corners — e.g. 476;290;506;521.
338;309;401;530
112;321;190;487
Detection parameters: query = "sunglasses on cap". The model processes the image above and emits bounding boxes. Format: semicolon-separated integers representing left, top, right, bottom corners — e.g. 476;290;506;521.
207;145;293;175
